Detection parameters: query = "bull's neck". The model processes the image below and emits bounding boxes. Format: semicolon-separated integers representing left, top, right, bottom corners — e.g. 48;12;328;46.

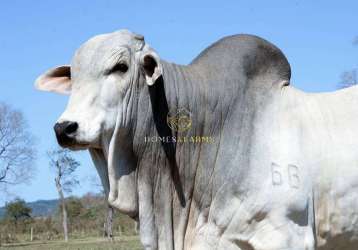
161;61;198;117
133;61;207;249
133;60;204;151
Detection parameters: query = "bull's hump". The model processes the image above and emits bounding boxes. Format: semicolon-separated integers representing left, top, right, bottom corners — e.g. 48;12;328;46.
190;34;291;85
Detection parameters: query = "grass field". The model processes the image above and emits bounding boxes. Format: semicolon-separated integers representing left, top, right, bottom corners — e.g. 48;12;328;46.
0;236;143;250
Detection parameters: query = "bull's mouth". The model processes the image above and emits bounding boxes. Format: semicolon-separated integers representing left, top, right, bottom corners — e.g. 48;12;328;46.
56;134;99;151
54;121;101;150
56;136;90;150
66;143;91;151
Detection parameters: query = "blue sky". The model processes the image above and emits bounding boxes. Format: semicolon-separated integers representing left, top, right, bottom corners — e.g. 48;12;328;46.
0;0;357;205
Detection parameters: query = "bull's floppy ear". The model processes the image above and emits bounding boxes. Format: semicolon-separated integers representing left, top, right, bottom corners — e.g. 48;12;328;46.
35;65;71;95
140;50;162;86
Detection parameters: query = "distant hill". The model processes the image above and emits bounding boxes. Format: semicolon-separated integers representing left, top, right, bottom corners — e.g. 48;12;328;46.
0;199;59;218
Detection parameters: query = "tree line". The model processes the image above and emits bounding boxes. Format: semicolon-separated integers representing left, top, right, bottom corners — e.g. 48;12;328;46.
0;193;137;244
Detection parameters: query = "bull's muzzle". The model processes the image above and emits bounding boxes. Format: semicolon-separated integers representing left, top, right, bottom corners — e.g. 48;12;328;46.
54;121;78;147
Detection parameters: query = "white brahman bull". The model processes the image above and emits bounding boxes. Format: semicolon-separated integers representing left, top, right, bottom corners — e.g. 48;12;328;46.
35;29;358;250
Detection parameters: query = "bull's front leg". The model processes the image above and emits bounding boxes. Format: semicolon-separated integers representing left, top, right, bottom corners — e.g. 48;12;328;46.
188;214;315;250
186;186;316;249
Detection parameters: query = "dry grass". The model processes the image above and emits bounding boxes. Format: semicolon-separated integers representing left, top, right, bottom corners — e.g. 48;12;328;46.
0;236;142;250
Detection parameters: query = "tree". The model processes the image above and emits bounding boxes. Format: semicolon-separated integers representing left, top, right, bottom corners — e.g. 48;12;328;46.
0;103;36;189
105;205;114;240
339;37;358;88
5;198;32;227
48;148;79;242
65;197;84;221
340;69;357;88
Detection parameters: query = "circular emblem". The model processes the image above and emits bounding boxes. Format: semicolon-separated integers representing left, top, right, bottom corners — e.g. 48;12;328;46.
167;108;192;132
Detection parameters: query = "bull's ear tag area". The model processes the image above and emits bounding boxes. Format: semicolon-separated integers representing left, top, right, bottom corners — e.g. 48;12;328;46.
35;65;71;95
140;51;163;86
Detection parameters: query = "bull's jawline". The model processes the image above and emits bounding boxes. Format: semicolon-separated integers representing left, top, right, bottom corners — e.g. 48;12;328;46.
63;143;91;151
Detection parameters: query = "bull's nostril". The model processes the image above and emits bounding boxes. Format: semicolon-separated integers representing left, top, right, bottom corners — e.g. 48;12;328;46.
54;123;62;135
53;121;78;147
65;122;78;135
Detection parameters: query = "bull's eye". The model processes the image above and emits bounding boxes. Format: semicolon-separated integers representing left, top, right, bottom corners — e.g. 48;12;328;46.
108;63;128;75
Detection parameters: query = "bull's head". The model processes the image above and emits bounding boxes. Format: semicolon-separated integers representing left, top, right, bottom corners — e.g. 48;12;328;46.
35;30;163;216
36;30;162;149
